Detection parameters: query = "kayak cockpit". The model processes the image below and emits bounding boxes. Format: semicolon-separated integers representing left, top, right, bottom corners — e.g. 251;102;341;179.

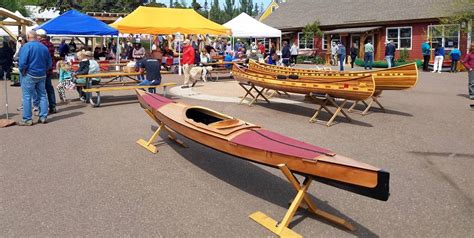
184;106;259;135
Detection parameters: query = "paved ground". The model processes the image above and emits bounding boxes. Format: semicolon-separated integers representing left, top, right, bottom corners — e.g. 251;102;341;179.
0;66;473;237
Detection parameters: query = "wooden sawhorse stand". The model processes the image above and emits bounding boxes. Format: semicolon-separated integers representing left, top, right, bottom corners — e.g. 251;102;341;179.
308;94;352;127
250;164;355;237
348;90;385;115
136;109;186;153
264;88;291;99
238;82;270;106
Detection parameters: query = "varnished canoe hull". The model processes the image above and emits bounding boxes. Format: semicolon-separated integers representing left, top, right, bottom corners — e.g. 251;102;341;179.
248;60;418;91
232;64;375;101
136;90;389;201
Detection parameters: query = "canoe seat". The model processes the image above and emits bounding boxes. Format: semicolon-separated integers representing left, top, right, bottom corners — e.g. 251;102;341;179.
276;75;287;80
209;118;243;129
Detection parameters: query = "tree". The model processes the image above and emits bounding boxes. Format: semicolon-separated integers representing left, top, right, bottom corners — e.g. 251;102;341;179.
191;0;202;11
239;0;248;14
146;2;167;8
223;0;235;22
439;0;474;32
247;0;253;16
254;2;259;15
209;0;221;23
169;0;173;7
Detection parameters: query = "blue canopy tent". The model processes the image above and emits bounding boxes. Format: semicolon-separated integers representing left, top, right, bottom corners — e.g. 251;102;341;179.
35;9;118;36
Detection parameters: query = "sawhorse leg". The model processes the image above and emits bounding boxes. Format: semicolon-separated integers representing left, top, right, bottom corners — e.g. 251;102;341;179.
309;94;352;127
348;96;386;116
249;164;355;237
239;83;270;106
136;109;186;154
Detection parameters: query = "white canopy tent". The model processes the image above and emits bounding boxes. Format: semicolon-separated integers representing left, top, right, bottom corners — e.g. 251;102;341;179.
223;12;281;38
0;10;37;38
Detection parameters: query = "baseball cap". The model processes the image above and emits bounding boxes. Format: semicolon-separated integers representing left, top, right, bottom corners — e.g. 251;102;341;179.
183;39;190;45
36;29;47;36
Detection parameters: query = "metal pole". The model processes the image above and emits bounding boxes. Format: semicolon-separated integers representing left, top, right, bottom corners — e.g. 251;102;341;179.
178;33;182;75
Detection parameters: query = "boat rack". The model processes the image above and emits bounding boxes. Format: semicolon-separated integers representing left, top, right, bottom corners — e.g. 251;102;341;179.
249;164;355;237
238;82;352;127
348;90;386;115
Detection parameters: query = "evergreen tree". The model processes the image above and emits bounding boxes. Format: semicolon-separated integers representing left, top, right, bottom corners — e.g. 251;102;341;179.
254;2;259;15
247;0;253;15
239;0;248;14
223;0;235;22
210;0;222;23
191;0;202;10
169;0;173;7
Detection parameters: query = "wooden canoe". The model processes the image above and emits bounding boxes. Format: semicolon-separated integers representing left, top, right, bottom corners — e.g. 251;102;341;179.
248;60;418;90
135;89;390;201
232;64;375;101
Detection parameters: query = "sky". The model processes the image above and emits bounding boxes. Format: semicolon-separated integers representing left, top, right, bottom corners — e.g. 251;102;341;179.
153;0;273;9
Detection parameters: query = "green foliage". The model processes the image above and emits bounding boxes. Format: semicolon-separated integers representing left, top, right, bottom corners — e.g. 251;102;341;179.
399;49;410;62
1;0;29;16
191;0;202;11
354;58;422;68
146;2;167;8
296;55;325;64
303;21;323;39
439;0;474;31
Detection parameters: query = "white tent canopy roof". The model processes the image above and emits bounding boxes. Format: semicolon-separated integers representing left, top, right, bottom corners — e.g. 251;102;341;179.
223;13;281;38
0;11;38;37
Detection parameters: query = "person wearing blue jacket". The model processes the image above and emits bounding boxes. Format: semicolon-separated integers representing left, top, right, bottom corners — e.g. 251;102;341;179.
421;40;431;71
18;30;52;125
449;48;461;73
432;45;445;73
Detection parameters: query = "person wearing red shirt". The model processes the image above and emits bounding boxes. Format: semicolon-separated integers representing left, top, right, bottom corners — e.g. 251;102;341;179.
461;43;474;109
258;41;265;54
37;29;57;113
181;39;195;88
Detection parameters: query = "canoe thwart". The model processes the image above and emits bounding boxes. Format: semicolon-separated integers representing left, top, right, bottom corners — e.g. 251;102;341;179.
250;164;355;237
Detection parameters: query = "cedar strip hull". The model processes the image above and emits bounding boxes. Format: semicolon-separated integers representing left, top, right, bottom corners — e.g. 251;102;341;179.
248;60;418;91
232;64;375;101
135;90;389;201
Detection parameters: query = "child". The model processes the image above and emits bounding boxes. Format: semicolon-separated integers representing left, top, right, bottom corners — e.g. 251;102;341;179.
57;60;75;103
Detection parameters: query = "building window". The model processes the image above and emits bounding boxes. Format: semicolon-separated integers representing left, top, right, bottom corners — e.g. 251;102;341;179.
428;24;460;49
386;27;412;49
321;34;341;50
298;32;314;49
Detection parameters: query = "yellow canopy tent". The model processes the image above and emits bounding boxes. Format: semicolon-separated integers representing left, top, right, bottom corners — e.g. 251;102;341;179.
110;6;231;35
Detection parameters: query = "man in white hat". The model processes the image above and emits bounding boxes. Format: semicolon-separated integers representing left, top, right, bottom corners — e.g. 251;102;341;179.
181;39;195;88
18;30;52;125
37;29;57;113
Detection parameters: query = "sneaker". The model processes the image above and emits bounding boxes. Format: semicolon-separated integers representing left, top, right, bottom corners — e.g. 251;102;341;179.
181;85;190;89
17;105;23;111
33;107;39;116
49;107;57;114
470;104;474;110
80;96;86;102
38;117;47;124
18;120;33;126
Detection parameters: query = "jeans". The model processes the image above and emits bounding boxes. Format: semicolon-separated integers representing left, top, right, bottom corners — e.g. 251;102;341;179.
45;74;56;109
432;56;444;72
364;52;373;69
469;70;474;99
385;55;393;68
450;60;458;72
339;55;345;71
21;74;48;121
423;55;430;71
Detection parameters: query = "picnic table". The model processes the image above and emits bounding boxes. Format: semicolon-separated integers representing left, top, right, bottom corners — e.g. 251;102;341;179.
77;71;175;107
201;62;233;81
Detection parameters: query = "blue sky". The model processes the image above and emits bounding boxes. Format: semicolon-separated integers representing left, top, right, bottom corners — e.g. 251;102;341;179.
153;0;272;9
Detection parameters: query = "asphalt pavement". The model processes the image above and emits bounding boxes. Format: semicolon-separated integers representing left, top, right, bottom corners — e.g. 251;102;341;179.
0;67;473;237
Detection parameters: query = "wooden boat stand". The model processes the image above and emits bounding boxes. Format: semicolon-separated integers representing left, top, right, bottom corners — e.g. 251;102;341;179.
136;109;186;153
308;94;352;127
238;82;270;106
250;164;355;237
264;88;291;99
347;91;385;116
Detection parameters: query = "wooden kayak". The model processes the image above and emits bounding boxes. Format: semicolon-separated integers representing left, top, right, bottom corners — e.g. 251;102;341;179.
248;60;418;90
135;89;390;201
232;64;375;101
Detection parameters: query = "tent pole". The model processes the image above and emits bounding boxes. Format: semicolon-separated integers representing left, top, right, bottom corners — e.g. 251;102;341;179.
3;66;9;120
178;33;182;75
